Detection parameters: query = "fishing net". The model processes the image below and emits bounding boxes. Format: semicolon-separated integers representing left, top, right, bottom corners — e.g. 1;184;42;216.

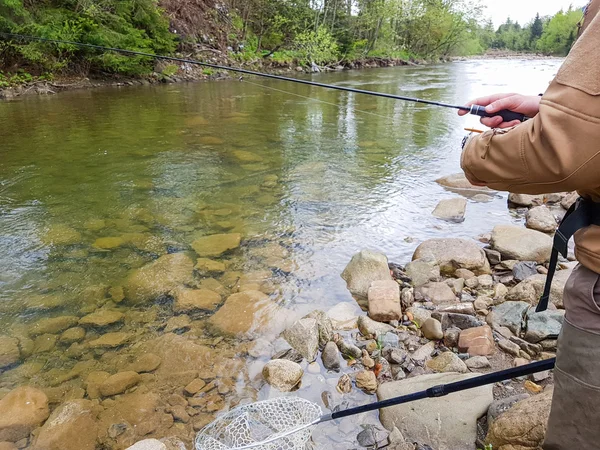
195;397;322;450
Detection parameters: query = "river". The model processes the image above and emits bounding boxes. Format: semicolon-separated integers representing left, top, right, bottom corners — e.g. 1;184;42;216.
0;58;562;449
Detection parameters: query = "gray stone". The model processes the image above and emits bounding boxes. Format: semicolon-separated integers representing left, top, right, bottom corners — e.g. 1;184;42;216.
512;262;538;282
483;248;502;265
498;339;521;356
126;440;167;450
358;315;395;337
262;359;303;392
335;336;362;360
305;310;334;350
283;318;319;362
378;373;493;450
357;425;390;448
415;282;456;304
406;307;432;327
321;341;341;371
432;198;467;222
465;356;491;369
341;250;392;298
508;193;542;207
411;341;436;363
525;309;565;343
444;327;461;348
506;269;572;307
490;225;552;263
426;352;468;373
526;206;557;233
421;318;443;340
433;312;484;330
405;259;440;287
413;238;491;275
487;394;530;425
487;301;530;335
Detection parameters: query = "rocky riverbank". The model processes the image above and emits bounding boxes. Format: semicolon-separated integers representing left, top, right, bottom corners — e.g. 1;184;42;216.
0;172;572;450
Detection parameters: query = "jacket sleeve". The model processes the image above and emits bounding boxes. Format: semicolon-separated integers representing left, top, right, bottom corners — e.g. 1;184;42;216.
461;9;600;195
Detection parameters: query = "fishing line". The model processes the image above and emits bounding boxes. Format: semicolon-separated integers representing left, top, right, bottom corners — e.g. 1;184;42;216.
0;33;527;123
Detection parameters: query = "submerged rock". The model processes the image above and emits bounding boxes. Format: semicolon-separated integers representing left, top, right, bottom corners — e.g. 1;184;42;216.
262;359;303;392
30;316;79;336
126;440;167;450
432;198;467;222
173;288;221;313
341;250;393;298
412;238;491;275
87;332;133;349
0;386;49;442
124;253;194;305
0;336;20;369
321;342;341;371
191;233;241;257
79;310;124;327
490;225;552;263
99;371;141;397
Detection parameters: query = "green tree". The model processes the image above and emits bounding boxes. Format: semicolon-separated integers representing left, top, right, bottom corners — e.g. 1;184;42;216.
536;8;582;55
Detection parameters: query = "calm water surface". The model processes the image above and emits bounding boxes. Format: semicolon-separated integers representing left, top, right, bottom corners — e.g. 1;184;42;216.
0;59;562;448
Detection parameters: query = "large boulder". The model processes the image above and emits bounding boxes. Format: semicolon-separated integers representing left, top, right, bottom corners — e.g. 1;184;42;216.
124;253;194;304
0;387;49;442
341;250;392;298
490;225;552;263
486;388;553;450
191;233;241;257
405;259;440;287
305;310;333;350
487;301;530;335
524;309;565;343
0;336;20;369
283;318;319;362
262;359;303;392
378;372;493;450
526;206;557;233
31;399;98;450
506;269;572;307
412;239;491;275
208;290;280;338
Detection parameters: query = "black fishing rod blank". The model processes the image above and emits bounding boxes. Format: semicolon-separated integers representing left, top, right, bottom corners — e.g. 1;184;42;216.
0;33;526;123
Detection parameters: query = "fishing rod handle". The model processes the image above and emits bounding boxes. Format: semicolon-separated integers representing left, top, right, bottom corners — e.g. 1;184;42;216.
470;105;527;123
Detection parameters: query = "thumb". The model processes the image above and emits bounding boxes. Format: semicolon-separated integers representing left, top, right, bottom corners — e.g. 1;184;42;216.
485;96;519;114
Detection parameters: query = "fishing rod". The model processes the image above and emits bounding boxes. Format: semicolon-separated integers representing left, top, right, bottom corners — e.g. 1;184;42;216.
0;32;526;123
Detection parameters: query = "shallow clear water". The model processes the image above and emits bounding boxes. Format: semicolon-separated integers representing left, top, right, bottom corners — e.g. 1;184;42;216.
0;59;562;448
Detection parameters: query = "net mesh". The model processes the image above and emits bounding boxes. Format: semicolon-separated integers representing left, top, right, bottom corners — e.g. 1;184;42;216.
195;397;322;450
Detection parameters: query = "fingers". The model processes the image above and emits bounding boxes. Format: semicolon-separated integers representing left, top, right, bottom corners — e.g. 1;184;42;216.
465;93;517;108
480;116;503;128
485;95;521;114
497;119;521;129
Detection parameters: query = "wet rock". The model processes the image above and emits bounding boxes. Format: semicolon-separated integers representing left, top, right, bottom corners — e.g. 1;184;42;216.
192;233;241;257
124;253;194;305
415;282;456;304
164;315;191;333
321;342;341;371
485;388;553;450
525;309;564;343
283;318;319;362
506;269;572;307
443;327;461;348
358;315;395;337
436;173;491;192
194;258;226;274
33;334;57;354
59;327;86;344
337;374;352;394
0;443;17;450
512;261;538;282
328;302;359;330
173;288;221;313
88;332;133;349
31;399;98;450
184;379;206;396
262;359;303;392
100;371;141;397
487;301;530;334
0;387;49;442
433;312;483;330
126;354;161;373
421;318;443;340
465;356;491;370
305;310;334;349
168;405;190;423
208;290;279;337
458;326;495;356
126;440;167;450
405;259;440;287
368;280;402;322
356;370;378;393
432;198;466;222
341;250;393;298
93;236;125;250
357;425;390;448
498;339;521;356
508;193;542;207
426;352;468;373
0;336;20;369
30;316;79;336
378;373;493;450
79;310;124;327
272;348;304;364
490;225;552;263
334;335;362;360
412;238;491;275
526;206;557;233
41;224;81;246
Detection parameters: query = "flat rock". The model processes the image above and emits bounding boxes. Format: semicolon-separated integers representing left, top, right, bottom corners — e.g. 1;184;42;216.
490;225;552;263
87;332;133;349
368;280;402;321
283;318;319;362
486;388;553;450
432;198;467;222
433;312;484;330
30;316;79;336
508;193;542;207
192;233;241;257
526;206;557;233
413;238;491;275
487;301;530;335
458;326;495;356
411;341;436;363
415;282;456;304
506;269;572;307
79;310;124;327
124;253;194;305
327;302;360;330
194;258;226;273
31;399;97;450
262;359;303;392
0;336;20;369
465;356;491;369
512;261;538;282
426;352;468;373
173;288;221;313
358;315;395;337
341;250;392;298
126;440;167;450
0;387;49;442
405;259;440;287
126;353;162;373
59;327;86;344
99;371;141;397
525;309;565;343
378;372;493;450
436;173;491;192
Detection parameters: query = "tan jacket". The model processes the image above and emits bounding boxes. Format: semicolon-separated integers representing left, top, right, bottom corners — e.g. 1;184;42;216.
461;0;600;273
